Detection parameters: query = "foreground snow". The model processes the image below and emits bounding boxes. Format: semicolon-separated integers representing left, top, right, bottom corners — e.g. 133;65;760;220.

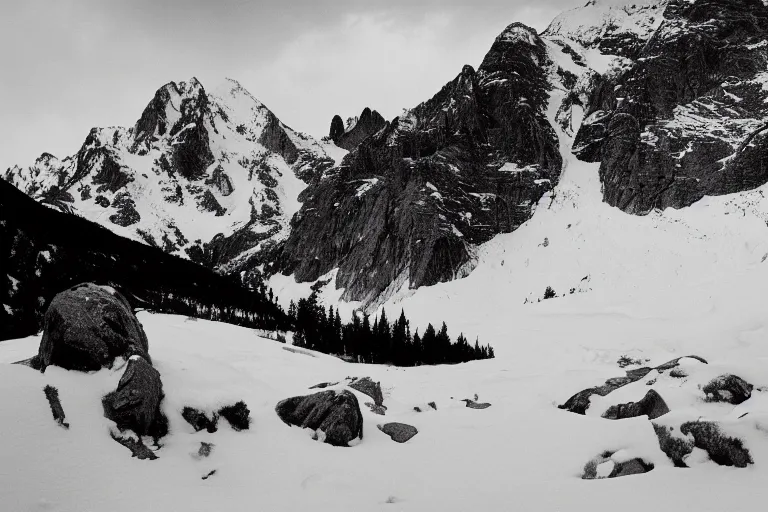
0;309;767;511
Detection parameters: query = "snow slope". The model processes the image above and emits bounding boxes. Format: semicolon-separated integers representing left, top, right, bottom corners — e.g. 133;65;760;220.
1;306;767;511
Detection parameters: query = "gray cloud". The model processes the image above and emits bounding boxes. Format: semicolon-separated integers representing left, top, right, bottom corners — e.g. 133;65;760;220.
0;0;581;169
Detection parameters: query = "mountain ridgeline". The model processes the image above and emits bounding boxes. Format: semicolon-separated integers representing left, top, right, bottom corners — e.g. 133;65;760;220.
7;0;768;309
276;24;564;304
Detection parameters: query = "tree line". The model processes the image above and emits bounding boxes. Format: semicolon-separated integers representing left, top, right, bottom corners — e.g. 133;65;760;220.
288;292;494;365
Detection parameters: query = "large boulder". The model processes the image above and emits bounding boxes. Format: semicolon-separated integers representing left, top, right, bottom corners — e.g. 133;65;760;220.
602;389;670;420
275;390;363;447
102;356;168;439
702;375;753;405
35;283;150;372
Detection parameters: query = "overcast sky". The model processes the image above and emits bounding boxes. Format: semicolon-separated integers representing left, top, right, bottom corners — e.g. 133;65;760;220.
1;0;580;170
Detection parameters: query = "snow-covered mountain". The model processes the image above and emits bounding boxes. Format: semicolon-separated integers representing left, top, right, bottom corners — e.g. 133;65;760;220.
8;0;768;310
3;78;345;274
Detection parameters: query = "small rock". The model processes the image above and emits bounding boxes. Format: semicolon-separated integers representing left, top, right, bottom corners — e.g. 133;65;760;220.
202;469;216;480
275;390;363;447
413;406;422;412
428;401;437;410
602;389;670;420
702;375;753;405
378;422;418;443
462;399;491;409
197;442;214;458
654;355;708;372
309;381;339;389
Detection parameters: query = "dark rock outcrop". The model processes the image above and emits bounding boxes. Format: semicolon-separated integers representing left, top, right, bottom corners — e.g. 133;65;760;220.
102;356;168;439
277;23;562;304
275;390;363;447
349;377;384;406
702;374;753;404
34;283;150;372
378;422;418;443
182;407;218;433
331;108;387;151
43;385;69;429
560;355;707;414
602;389;670;420
574;0;768;213
329;115;345;142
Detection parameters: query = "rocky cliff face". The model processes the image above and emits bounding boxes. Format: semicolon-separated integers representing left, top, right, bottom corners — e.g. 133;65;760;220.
3;78;342;274
571;0;768;213
330;108;387;151
276;24;568;304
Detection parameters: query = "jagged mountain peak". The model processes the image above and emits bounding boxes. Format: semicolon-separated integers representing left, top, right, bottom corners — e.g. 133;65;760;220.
3;76;340;278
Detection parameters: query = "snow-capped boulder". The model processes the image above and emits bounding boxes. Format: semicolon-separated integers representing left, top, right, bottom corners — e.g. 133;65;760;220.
275;389;363;447
702;374;753;404
102;356;168;439
601;389;670;420
34;283;150;372
378;422;418;443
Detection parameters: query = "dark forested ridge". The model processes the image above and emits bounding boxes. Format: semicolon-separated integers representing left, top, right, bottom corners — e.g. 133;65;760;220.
0;179;288;342
288;292;494;365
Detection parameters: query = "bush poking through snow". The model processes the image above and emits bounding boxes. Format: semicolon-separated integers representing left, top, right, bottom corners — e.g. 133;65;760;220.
218;401;251;431
543;286;556;299
43;385;69;429
617;355;647;368
680;421;753;468
182;407;218;433
652;423;694;468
